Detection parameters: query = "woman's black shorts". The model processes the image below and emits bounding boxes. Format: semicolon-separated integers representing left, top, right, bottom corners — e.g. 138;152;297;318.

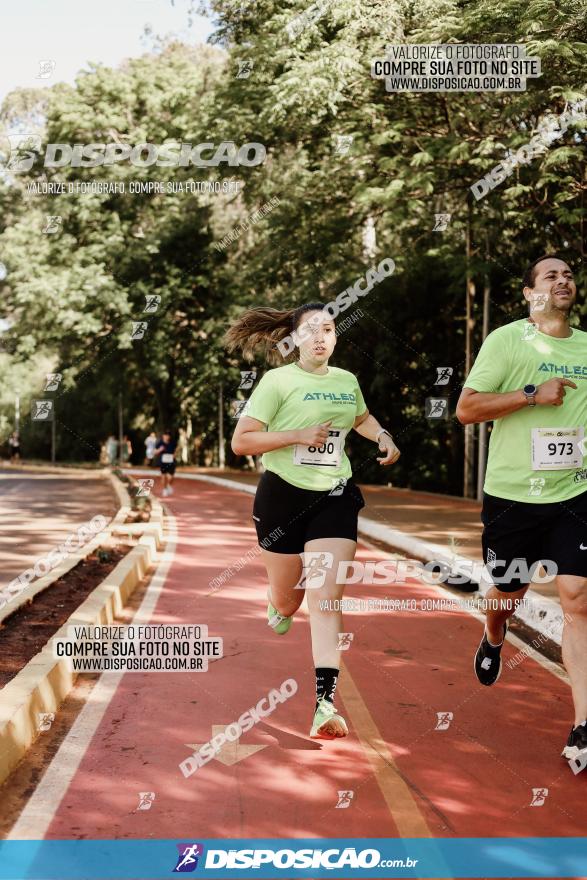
252;470;365;554
160;463;176;475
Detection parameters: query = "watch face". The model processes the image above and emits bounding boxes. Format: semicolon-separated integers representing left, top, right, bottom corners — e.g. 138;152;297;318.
524;384;537;395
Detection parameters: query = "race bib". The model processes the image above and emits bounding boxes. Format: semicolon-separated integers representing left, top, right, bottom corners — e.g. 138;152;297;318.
531;426;584;471
161;453;174;463
293;429;346;467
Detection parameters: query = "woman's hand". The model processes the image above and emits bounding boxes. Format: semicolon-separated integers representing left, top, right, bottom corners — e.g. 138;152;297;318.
377;433;400;466
295;421;333;447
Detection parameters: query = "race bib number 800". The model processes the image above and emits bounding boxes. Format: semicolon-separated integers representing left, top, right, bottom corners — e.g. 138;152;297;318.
531;426;584;471
293;429;346;467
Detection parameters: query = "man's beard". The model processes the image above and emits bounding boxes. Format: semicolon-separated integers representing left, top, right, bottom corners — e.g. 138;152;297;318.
551;298;573;316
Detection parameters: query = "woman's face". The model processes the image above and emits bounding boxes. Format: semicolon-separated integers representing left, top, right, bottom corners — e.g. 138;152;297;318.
295;309;336;364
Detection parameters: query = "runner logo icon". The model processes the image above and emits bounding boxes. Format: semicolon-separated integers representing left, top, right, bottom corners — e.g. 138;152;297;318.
173;843;205;872
530;788;548;807
435;711;453;730
300;552;334;589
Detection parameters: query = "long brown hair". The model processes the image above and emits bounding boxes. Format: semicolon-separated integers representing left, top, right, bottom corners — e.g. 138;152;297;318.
224;302;327;365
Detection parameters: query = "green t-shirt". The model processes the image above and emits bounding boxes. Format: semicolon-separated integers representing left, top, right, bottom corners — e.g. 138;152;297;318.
465;318;587;503
245;363;368;490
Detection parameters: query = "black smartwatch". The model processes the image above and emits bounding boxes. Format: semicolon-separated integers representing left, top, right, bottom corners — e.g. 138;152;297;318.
523;384;537;406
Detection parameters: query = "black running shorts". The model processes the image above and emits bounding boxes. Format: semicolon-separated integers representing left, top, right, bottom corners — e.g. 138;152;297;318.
160;462;176;475
252;470;365;554
481;490;587;592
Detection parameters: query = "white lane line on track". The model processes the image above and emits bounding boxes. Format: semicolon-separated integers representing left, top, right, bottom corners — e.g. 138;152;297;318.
7;506;178;841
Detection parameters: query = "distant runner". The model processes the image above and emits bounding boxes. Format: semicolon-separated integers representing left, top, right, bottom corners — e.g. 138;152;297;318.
456;254;587;769
155;430;177;497
226;302;400;740
144;431;158;466
8;431;20;463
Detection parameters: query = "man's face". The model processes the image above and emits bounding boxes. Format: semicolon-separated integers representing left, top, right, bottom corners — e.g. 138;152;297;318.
163;433;170;442
523;258;576;316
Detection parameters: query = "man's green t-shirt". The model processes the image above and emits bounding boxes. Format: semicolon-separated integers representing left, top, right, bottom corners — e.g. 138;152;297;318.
244;363;368;491
465;319;587;503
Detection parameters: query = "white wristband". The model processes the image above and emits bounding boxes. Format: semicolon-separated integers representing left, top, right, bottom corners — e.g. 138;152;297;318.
375;429;392;443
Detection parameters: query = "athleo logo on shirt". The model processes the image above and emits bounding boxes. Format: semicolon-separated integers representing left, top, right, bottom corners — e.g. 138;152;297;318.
538;362;587;378
303;392;356;403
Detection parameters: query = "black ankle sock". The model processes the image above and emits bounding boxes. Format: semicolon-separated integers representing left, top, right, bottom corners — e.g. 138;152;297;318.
315;667;339;708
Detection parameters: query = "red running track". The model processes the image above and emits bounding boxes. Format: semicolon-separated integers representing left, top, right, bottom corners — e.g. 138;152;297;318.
10;478;585;841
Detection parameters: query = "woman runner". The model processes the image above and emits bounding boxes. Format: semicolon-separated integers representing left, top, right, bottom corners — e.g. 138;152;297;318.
226;303;400;739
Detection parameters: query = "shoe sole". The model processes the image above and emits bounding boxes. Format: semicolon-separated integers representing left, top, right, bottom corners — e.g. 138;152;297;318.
267;593;292;634
473;623;508;686
268;621;292;635
267;613;292;634
267;612;292;635
562;744;587;760
310;716;349;740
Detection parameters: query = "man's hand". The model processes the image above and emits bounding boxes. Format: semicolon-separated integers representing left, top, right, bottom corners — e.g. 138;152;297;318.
377;433;401;465
535;378;577;406
295;421;333;446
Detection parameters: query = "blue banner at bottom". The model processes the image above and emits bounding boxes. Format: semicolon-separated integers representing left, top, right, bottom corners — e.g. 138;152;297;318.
0;838;585;879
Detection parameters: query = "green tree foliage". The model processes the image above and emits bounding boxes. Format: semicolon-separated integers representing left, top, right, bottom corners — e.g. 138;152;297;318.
0;0;584;490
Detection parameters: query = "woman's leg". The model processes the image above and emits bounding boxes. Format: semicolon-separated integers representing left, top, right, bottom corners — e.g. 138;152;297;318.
305;537;357;667
304;537;357;738
261;548;305;618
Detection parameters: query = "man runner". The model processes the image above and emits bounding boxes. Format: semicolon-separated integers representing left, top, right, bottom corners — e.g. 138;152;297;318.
456;254;587;769
155;430;177;497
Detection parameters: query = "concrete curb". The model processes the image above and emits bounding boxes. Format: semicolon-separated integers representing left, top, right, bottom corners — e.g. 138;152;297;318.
106;468;133;510
0;527;111;626
182;473;565;648
0;468;130;624
0;468;145;624
0;469;166;787
0;532;161;788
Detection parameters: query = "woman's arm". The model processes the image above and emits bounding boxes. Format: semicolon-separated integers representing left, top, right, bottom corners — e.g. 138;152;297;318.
353;411;401;465
231;416;333;456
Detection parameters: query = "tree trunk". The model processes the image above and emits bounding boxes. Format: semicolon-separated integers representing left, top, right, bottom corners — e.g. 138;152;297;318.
463;209;476;498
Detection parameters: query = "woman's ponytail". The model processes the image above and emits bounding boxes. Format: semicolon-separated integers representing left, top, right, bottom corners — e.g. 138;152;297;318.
224;302;326;365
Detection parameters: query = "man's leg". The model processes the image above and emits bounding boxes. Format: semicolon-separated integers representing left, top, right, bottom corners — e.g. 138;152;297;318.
485;583;529;645
557;575;587;726
475;579;530;685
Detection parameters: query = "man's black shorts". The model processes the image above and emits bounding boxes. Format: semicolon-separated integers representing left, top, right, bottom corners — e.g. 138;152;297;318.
481;490;587;591
160;463;176;475
252;469;365;555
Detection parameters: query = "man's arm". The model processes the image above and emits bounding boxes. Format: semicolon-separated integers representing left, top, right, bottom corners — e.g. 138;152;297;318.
456;379;578;425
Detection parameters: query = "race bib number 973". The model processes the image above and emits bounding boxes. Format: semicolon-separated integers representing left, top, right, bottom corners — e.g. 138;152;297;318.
531;426;584;471
293;429;346;467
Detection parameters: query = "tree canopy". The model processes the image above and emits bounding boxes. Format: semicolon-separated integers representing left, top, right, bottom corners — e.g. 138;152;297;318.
0;0;584;493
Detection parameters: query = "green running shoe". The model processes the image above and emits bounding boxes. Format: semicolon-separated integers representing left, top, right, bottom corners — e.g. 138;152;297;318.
310;697;348;739
267;601;292;635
